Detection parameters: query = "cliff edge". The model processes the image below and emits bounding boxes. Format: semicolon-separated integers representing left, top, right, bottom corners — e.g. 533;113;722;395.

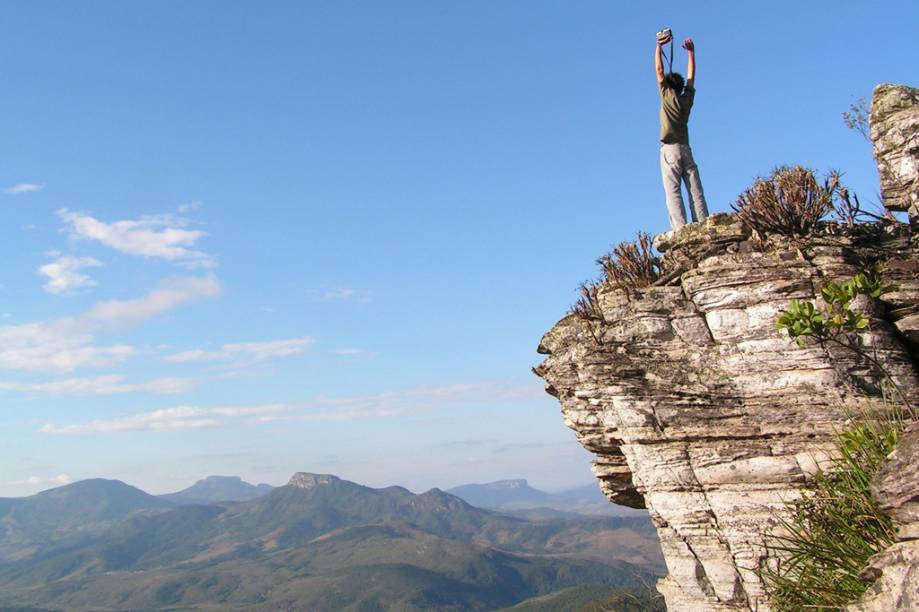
534;84;919;610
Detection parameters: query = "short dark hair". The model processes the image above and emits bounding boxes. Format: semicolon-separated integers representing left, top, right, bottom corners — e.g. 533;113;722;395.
662;72;685;94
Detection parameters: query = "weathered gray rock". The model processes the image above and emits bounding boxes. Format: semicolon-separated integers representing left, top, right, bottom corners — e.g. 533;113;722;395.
846;423;919;611
871;83;919;219
846;541;919;612
535;215;919;610
873;422;919;537
288;472;339;489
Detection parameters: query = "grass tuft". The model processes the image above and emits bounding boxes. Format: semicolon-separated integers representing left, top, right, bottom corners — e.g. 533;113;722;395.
761;406;904;610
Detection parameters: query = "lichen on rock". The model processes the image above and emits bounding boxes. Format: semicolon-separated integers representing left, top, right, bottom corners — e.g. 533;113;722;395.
871;83;919;220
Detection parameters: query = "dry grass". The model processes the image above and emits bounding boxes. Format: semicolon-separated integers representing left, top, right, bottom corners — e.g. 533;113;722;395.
571;232;664;320
733;166;841;236
597;232;662;289
571;281;602;321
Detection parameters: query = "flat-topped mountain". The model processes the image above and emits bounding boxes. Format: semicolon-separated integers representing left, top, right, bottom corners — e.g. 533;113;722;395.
160;475;273;505
447;479;645;517
447;479;550;507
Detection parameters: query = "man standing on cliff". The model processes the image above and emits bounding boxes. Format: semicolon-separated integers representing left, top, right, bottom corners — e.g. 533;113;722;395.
655;32;709;230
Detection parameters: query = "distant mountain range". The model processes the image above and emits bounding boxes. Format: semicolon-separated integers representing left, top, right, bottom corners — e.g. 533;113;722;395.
447;479;647;517
132;473;642;518
0;473;663;611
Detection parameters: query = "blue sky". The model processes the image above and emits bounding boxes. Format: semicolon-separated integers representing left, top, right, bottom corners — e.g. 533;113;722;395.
2;1;917;497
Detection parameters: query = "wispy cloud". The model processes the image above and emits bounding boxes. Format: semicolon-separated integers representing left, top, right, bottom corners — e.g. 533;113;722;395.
83;275;220;330
322;287;373;303
0;375;196;396
6;473;71;487
58;209;214;268
0;275;220;373
37;252;102;295
4;183;43;195
40;404;292;434
163;336;313;364
37;380;543;434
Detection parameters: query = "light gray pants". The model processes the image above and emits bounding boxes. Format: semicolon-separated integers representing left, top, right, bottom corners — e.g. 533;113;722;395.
660;143;709;230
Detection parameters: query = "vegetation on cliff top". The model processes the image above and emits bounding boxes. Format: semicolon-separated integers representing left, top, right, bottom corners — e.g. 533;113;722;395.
571;166;896;323
571;231;664;320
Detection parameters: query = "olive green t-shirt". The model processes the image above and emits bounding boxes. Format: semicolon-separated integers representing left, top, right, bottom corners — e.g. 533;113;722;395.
659;81;695;145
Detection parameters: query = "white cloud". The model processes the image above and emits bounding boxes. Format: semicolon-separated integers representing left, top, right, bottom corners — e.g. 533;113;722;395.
0;331;135;374
0;375;196;396
6;473;71;486
37;254;102;295
301;381;545;420
0;275;220;373
267;381;544;423
322;287;373;303
36;380;544;434
40;404;291;434
57;208;213;267
84;275;220;329
4;183;43;195
163;335;313;364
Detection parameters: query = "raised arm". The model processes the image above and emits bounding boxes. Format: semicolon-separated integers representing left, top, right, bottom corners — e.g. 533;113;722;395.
655;41;665;83
683;38;695;88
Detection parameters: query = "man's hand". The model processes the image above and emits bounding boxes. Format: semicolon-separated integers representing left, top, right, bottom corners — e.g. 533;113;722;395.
682;38;694;52
658;32;672;46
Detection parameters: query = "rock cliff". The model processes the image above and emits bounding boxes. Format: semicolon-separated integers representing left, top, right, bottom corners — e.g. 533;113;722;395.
288;472;340;489
846;418;919;611
871;83;919;221
534;84;919;611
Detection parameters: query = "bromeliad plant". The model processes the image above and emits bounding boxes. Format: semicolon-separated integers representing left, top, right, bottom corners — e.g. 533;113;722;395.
571;232;665;322
733;166;841;237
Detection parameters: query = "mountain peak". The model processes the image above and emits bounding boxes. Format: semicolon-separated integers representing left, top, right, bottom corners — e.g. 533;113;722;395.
288;473;339;490
201;475;243;483
490;479;528;489
160;475;273;505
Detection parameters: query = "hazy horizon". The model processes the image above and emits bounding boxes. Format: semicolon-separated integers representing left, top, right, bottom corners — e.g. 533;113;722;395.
3;470;606;499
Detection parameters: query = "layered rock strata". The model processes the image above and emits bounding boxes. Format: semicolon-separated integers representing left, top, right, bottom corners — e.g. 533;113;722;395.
534;216;919;610
872;83;919;220
288;472;339;489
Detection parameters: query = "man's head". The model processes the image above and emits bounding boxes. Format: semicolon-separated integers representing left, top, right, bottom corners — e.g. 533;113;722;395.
662;72;685;94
